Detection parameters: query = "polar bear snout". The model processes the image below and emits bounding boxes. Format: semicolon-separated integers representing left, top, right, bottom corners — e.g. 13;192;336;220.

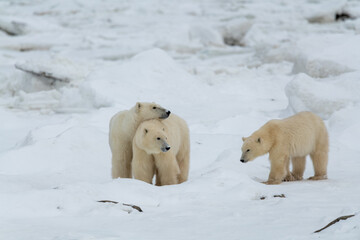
161;144;171;152
160;110;171;119
161;146;170;152
240;152;247;163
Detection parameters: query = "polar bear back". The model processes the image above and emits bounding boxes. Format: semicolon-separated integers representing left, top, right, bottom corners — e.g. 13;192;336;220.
269;111;328;157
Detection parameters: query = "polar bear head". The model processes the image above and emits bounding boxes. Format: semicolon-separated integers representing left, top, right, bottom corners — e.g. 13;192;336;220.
240;130;273;163
135;102;171;120
134;120;171;154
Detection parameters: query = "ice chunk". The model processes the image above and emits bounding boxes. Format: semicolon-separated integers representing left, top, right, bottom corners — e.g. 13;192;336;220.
292;56;353;78
285;73;360;119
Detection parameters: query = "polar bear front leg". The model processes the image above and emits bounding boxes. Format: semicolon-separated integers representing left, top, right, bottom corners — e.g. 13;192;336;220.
111;147;123;179
111;140;133;179
265;155;287;185
132;147;155;184
154;154;180;186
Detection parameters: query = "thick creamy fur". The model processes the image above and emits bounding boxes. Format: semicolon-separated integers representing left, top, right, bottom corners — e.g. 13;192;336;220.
109;102;170;179
241;111;329;185
132;114;190;186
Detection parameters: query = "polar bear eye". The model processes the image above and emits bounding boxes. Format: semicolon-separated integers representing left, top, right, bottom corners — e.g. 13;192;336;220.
157;137;160;140
153;106;157;109
246;149;250;152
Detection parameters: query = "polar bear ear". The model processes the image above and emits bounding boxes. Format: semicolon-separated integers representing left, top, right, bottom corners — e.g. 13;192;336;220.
257;138;261;143
242;137;246;142
136;102;141;113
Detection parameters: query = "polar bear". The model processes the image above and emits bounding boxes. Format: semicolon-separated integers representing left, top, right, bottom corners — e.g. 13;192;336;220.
240;111;329;185
132;114;190;186
109;102;171;179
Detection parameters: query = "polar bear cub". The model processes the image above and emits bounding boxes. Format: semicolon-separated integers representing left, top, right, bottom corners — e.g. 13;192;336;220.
132;114;190;186
109;102;171;179
240;111;329;185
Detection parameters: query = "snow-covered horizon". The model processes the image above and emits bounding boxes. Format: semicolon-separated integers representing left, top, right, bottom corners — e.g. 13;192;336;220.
1;0;360;239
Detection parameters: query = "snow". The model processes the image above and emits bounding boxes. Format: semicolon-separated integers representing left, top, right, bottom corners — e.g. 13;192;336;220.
285;72;360;119
304;0;347;23
1;0;360;240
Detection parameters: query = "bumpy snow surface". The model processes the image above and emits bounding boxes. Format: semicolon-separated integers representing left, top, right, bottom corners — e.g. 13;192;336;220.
1;1;360;239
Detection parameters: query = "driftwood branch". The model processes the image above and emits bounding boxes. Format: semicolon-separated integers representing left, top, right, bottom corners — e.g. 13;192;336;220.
98;200;119;204
314;214;355;233
15;63;71;83
260;194;286;200
273;194;286;198
123;203;143;212
97;200;143;212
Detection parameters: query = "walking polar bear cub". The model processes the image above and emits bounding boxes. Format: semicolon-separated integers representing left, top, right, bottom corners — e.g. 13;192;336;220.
240;111;329;185
132;114;190;186
109;102;171;179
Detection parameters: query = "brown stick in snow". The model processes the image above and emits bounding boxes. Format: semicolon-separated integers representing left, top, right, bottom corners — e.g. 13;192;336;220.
314;214;355;233
98;200;119;204
97;200;143;212
273;194;286;198
123;203;143;212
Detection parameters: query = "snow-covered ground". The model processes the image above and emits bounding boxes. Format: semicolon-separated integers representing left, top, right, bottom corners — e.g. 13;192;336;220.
1;0;360;239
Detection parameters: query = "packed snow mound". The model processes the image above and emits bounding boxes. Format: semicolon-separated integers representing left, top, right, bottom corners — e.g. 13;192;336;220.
292;56;353;78
10;90;61;111
220;20;253;46
0;16;60;36
188;25;224;47
14;58;89;84
0;18;29;36
4;58;111;112
8;86;111;113
155;25;224;53
242;23;293;48
304;0;348;23
251;29;360;80
285;73;360;119
87;48;209;108
0;122;109;177
293;34;360;72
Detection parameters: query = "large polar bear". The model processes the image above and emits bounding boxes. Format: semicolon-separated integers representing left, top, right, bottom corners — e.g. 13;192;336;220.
132;114;190;186
240;111;328;185
109;102;171;179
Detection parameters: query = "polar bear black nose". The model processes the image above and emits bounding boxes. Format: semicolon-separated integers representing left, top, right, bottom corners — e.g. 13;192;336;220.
166;110;171;116
165;146;171;151
240;159;245;163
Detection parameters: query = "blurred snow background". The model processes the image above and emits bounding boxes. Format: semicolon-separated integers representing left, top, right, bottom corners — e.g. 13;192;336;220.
1;0;360;239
